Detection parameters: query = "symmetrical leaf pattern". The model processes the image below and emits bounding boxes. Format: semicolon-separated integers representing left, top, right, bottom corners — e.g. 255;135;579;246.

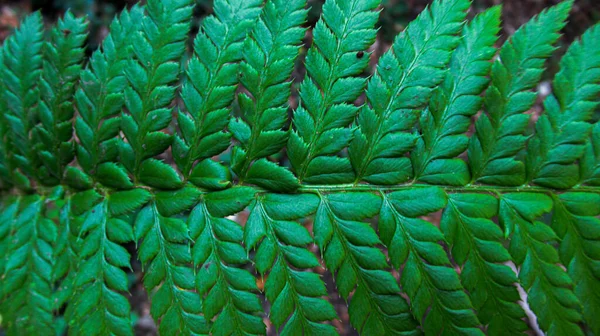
500;193;582;336
527;23;600;188
190;187;264;336
315;192;419;335
351;0;470;185
0;0;599;335
381;188;483;335
442;193;526;335
412;7;500;185
121;0;194;189
469;1;572;185
288;0;380;184
35;12;88;185
2;12;44;188
174;0;262;190
551;193;600;335
246;193;337;334
231;0;307;192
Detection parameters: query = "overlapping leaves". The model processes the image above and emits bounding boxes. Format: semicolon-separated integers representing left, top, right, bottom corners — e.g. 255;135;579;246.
1;0;600;335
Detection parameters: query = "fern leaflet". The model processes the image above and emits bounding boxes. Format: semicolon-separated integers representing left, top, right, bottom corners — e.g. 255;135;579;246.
351;0;470;185
174;0;262;190
469;1;572;185
499;193;583;335
231;0;307;192
411;6;500;185
288;0;380;184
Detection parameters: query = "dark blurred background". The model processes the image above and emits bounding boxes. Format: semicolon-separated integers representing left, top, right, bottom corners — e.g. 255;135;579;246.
0;0;597;335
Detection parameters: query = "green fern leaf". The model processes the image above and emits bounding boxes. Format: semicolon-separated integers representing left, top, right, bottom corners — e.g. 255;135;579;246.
174;0;262;190
52;196;79;310
441;193;526;335
551;193;600;335
527;23;600;189
1;12;44;187
581;123;600;185
246;193;337;334
0;196;20;308
74;6;143;189
381;187;483;335
35;12;88;186
499;193;583;335
469;1;572;186
230;0;307;191
121;0;194;189
190;187;265;335
411;6;501;186
288;0;380;184
0;48;13;190
315;192;419;335
351;0;470;185
68;198;136;336
135;201;209;334
2;196;55;334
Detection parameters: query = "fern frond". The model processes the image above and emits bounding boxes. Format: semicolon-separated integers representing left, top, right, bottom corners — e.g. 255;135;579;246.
174;0;262;190
581;123;600;185
315;192;419;335
0;196;20;308
351;0;470;185
135;201;209;334
35;12;88;186
73;6;143;189
0;48;12;190
230;0;307;192
68;196;141;336
1;12;44;187
468;1;572;186
527;24;600;188
499;193;583;335
190;187;265;335
52;196;78;310
288;0;380;184
441;193;526;335
411;7;501;186
380;187;483;335
121;0;194;189
1;196;55;334
551;193;600;335
246;193;337;334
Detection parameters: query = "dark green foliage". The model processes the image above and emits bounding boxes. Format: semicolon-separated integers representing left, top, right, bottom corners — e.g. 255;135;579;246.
121;0;194;189
191;188;265;336
412;7;501;185
469;1;572;185
442;193;526;335
500;193;582;336
36;12;88;186
231;0;307;192
351;0;470;185
288;0;380;184
2;196;55;334
74;6;143;188
551;193;600;335
68;198;134;335
1;0;600;335
174;0;262;190
2;12;44;188
246;193;337;334
316;192;419;335
527;23;600;189
136;201;208;334
381;188;483;335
